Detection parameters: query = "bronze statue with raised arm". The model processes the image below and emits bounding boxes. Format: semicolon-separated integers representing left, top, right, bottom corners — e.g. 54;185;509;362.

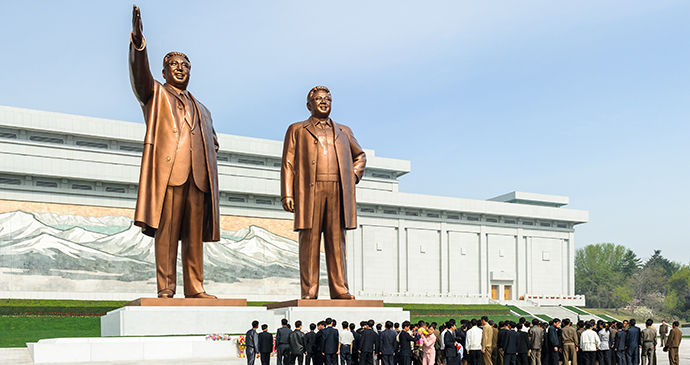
281;86;366;300
129;5;220;299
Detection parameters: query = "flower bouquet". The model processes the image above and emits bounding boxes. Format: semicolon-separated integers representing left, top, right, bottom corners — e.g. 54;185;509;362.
238;335;246;358
206;333;233;341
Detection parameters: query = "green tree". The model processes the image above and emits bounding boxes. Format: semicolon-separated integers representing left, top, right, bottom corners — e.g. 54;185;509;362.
664;265;690;317
630;266;666;313
644;250;681;278
575;243;641;308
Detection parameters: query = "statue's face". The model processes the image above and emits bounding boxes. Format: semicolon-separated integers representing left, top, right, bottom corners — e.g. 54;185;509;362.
162;55;190;90
307;91;332;119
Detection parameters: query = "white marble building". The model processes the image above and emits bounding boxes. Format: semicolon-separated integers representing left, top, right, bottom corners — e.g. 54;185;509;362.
0;105;588;303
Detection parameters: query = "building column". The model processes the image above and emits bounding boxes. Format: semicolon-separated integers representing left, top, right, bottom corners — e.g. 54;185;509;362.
568;232;575;295
515;228;525;300
561;238;568;296
479;225;488;298
440;222;449;294
525;235;532;295
397;219;407;294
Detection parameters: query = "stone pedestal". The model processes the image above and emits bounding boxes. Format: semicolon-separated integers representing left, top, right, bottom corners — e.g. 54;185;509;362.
266;299;384;309
126;297;247;307
28;336;239;364
101;305;276;337
102;298;408;337
40;298;410;363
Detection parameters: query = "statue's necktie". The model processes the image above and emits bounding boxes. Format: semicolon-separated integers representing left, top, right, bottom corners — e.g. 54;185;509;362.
180;93;194;129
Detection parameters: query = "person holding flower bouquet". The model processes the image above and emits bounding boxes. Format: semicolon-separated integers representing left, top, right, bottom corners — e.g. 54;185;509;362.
422;323;437;365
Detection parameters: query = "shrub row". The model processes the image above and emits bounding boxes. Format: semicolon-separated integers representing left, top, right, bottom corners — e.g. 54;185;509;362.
0;299;128;316
0;306;122;316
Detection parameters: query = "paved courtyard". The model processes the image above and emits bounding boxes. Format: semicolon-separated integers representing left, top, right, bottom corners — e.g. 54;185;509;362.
1;347;688;365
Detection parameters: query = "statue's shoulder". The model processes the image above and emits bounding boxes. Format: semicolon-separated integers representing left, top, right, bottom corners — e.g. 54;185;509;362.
287;119;309;132
333;120;353;134
195;98;211;116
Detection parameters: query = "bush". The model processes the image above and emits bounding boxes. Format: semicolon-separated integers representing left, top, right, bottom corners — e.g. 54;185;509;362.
0;299;127;316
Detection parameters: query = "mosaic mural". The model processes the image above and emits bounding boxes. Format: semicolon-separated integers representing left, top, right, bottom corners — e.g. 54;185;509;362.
0;200;326;296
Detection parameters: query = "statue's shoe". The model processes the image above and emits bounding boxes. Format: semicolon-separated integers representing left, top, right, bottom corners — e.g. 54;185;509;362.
331;293;355;300
301;296;318;300
158;290;174;298
186;292;218;299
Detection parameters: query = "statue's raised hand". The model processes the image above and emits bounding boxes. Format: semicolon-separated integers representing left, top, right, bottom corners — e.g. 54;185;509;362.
132;4;144;45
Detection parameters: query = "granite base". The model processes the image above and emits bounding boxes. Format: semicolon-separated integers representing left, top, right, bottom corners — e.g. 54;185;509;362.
27;336;238;364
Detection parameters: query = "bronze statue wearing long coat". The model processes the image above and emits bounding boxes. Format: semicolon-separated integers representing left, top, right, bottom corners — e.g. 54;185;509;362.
128;5;220;298
281;87;366;299
129;36;220;243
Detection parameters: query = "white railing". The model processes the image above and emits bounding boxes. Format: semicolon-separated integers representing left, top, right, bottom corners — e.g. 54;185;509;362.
521;294;586;306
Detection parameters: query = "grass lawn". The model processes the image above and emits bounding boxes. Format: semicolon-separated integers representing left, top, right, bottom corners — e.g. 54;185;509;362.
0;315;101;348
506;305;531;316
597;314;619;322
536;314;552;321
563;306;588;316
583;308;636;322
411;314;522;324
386;303;529;324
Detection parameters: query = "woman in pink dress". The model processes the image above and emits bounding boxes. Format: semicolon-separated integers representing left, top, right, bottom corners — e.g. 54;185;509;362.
421;323;437;365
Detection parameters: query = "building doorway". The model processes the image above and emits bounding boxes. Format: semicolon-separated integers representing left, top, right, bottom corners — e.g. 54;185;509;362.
504;285;512;300
491;285;498;300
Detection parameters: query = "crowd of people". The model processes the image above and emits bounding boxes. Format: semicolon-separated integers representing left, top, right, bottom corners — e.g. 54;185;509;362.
243;317;682;365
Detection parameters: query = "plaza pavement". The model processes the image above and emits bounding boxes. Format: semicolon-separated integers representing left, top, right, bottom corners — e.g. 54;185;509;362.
1;347;689;365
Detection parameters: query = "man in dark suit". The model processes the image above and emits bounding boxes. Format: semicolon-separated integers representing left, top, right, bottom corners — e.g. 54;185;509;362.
380;321;398;365
359;320;379;365
323;318;341;365
399;321;421;365
498;321;508;365
546;319;561;365
315;322;327;365
613;322;627;365
280;86;366;300
290;321;307;365
517;324;530;365
624;319;640;365
504;323;520;365
443;322;457;365
455;322;467;365
259;324;275;365
277;319;293;365
376;324;383;365
247;320;260;365
306;323;318;365
353;322;363;365
129;5;220;299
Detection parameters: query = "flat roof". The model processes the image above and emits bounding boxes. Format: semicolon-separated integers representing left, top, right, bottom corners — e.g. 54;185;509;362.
488;191;569;207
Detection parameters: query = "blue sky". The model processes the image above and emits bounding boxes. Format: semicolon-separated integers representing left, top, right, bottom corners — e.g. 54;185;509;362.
1;1;688;262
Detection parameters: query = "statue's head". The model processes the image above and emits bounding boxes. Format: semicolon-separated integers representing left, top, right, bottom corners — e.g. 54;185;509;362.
307;86;332;119
162;52;191;90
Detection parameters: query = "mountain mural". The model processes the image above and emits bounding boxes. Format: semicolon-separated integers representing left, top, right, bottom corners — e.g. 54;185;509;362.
0;210;325;284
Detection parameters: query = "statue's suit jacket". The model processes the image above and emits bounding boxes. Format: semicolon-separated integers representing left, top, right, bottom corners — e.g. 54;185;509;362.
281;118;366;230
129;35;220;241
